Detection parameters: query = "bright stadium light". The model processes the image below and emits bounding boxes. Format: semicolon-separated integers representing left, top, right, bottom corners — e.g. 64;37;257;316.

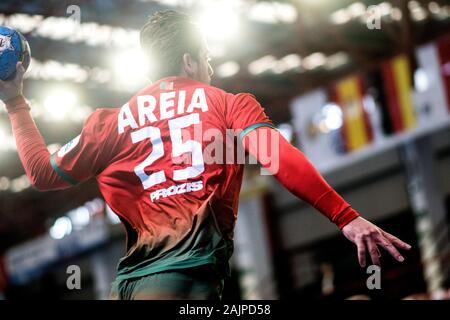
324;52;350;70
348;2;366;18
414;68;430;92
273;54;302;73
43;88;77;120
0;128;8;151
427;2;449;20
105;204;121;225
0;177;11;191
248;55;277;75
248;1;298;24
216;61;240;78
0;127;16;152
208;43;226;58
84;198;104;216
379;2;393;16
68;207;91;230
111;49;149;90
330;9;351;25
197;3;240;42
49;216;72;240
322;103;343;131
0;13;140;49
8;175;30;193
410;3;428;21
390;8;403;21
428;2;440;14
303;52;327;70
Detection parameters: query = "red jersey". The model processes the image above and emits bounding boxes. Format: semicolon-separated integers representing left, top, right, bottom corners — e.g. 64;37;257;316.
50;77;274;280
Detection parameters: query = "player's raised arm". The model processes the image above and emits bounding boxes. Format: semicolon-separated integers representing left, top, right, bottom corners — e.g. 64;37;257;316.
242;126;411;267
0;62;69;191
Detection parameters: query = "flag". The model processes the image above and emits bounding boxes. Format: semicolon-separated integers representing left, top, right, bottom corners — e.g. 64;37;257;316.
332;75;373;151
381;55;416;132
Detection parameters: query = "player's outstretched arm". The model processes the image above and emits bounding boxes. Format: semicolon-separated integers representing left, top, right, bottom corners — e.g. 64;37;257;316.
242;126;411;267
0;62;70;191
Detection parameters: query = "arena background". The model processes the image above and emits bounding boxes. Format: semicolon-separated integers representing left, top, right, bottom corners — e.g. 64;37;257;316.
0;0;449;300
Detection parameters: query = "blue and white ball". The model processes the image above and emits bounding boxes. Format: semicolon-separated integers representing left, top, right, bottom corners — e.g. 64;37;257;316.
0;26;30;81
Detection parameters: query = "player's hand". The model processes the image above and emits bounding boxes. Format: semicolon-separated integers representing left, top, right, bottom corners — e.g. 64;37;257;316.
341;217;412;267
0;62;26;102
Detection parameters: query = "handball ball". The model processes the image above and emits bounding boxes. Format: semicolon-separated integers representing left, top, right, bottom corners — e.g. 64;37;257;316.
0;26;31;81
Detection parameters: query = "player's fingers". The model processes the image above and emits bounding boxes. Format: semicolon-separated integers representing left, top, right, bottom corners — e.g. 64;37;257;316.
366;237;381;266
382;231;412;250
375;235;404;262
17;61;25;73
355;236;366;267
15;62;25;81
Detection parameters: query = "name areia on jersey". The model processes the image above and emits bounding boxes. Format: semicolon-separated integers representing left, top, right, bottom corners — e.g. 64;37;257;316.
117;88;209;134
150;180;203;202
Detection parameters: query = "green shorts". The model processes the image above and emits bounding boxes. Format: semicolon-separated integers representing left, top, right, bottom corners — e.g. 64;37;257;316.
109;265;225;300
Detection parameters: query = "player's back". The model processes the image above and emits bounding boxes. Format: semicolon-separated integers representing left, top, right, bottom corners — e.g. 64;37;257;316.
96;77;252;280
51;75;272;279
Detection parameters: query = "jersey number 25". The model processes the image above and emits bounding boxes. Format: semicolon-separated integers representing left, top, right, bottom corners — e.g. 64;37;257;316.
131;113;205;189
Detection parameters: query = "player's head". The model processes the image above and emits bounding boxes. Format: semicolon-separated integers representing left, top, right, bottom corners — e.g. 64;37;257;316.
140;10;213;84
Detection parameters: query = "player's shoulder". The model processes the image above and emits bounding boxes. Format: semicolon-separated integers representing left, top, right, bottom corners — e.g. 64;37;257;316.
182;79;229;99
199;82;254;99
224;91;260;109
84;107;118;132
229;92;258;101
192;81;258;105
201;82;227;95
88;107;118;120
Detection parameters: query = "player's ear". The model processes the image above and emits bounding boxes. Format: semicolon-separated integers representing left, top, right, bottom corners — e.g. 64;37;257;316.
182;53;197;78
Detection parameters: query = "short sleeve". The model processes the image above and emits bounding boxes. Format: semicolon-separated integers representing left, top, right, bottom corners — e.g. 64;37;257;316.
50;109;113;185
225;93;275;140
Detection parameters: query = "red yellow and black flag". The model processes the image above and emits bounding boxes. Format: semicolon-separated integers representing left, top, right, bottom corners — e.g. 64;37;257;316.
381;55;416;132
332;75;373;152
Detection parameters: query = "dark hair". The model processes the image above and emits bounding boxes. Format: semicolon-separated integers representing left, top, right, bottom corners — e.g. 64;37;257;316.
140;10;203;80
